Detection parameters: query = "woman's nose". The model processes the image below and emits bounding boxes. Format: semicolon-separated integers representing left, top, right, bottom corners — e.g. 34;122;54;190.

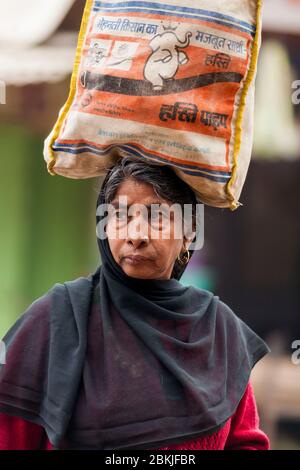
127;237;149;249
126;218;149;247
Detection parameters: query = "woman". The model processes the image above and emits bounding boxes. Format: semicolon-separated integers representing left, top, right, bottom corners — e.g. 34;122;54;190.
0;155;271;450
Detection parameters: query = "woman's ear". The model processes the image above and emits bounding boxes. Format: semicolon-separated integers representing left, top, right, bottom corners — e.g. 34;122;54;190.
183;236;193;253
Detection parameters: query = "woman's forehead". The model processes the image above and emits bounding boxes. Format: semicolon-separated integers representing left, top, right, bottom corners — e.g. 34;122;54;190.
111;179;171;206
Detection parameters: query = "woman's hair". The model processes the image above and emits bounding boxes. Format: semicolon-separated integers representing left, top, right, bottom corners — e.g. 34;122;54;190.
100;155;199;278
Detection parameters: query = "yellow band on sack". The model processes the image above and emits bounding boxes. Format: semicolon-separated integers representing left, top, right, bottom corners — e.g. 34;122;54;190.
47;0;94;176
226;0;263;211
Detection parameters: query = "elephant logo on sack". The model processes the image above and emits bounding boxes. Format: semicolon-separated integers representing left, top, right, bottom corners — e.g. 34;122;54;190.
144;26;192;91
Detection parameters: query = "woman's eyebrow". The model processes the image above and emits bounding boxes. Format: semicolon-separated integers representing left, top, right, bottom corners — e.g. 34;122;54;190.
110;200;166;209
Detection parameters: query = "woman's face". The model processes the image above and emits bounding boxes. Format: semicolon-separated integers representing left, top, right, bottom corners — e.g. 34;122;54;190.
106;178;192;280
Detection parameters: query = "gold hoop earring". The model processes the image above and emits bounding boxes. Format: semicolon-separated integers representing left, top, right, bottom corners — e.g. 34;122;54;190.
177;250;190;266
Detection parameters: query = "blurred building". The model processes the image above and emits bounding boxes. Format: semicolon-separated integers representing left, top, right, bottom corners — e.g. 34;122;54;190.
0;0;98;337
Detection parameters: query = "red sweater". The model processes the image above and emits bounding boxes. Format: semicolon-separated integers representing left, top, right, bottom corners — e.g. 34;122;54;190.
0;381;269;450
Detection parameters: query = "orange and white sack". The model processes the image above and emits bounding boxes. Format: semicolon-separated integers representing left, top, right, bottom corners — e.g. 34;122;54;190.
44;0;263;210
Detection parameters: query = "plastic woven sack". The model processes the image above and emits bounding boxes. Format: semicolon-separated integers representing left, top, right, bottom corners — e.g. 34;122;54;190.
44;0;263;210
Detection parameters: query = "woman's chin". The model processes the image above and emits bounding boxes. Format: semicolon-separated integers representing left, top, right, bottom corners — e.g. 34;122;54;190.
122;266;152;279
119;262;153;279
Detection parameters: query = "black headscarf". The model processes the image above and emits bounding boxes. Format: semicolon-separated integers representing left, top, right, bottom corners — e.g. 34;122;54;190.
0;170;271;450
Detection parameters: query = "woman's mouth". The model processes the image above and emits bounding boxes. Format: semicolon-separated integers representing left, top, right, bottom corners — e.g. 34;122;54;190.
123;255;149;265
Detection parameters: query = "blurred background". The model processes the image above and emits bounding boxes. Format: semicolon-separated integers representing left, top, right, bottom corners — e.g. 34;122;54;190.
0;0;300;450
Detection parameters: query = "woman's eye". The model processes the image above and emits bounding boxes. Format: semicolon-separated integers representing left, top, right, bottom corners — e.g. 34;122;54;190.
151;211;160;219
149;210;169;227
149;210;163;222
115;210;127;220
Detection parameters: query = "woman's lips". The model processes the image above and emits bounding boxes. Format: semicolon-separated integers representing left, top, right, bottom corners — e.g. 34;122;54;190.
123;255;150;265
